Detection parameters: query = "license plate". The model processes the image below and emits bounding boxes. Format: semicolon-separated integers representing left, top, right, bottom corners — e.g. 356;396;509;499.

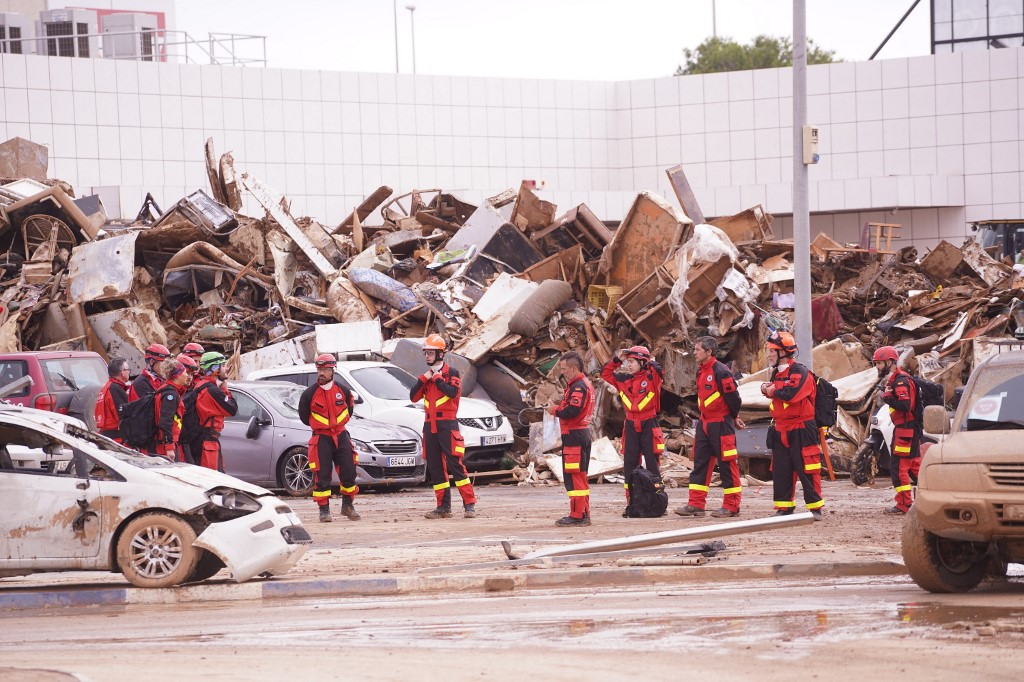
482;434;509;446
1005;504;1024;521
387;456;415;467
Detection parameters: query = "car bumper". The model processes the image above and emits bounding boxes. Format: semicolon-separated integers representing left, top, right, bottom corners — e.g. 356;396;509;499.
193;496;311;582
355;463;426;486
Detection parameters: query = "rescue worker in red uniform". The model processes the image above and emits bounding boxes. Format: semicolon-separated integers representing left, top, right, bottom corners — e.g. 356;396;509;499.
299;353;360;523
189;351;238;472
601;345;666;512
546;351;595;527
411;334;478;519
95;356;130;442
874;346;922;515
153;359;190;461
760;331;824;520
181;342;205;390
675;336;745;518
129;343;171;401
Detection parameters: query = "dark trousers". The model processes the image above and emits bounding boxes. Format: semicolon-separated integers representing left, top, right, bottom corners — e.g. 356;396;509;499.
561;428;592;519
771;421;824;512
688;418;742;512
309;431;357;507
622;417;663;501
423;421;476;508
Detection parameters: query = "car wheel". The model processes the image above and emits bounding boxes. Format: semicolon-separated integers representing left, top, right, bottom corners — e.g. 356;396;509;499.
277;447;314;497
850;443;877;487
116;513;201;588
187;550;226;583
901;507;989;593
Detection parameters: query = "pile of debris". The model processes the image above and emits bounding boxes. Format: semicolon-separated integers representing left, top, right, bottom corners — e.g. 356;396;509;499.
2;135;1023;479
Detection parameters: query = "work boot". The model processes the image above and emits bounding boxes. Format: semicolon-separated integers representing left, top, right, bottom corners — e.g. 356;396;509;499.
318;505;332;523
340;499;361;521
555;515;591;527
773;509;794;517
810;510;824;521
674;505;706;517
883;506;906;515
463;503;477;518
425;506;452;519
710;508;739;518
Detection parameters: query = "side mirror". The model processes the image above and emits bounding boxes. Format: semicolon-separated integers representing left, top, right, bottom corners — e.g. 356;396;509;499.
923;404;950;435
352;392;363;404
245;415;263;439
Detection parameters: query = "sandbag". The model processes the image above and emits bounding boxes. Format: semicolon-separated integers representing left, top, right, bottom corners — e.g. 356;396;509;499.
508;280;574;337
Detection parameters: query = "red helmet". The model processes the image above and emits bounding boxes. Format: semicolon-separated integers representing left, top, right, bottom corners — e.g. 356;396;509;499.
872;346;899;363
177;354;199;371
625;345;651;361
182;342;205;358
144;343;171;362
423;334;447;351
314;353;337;368
766;331;797;354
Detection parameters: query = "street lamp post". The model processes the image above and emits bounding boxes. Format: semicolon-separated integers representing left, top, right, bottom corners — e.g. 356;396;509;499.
406;5;416;75
712;0;717;38
393;0;399;73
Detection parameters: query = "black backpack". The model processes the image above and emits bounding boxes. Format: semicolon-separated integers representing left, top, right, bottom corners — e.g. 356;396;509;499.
912;375;945;419
624;466;669;518
118;393;157;449
812;373;839;429
180;383;214;452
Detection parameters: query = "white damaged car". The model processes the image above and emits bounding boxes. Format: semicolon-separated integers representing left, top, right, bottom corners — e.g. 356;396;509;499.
0;405;311;588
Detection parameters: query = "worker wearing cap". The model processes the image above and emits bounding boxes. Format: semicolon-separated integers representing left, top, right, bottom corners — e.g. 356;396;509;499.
873;346;921;515
95;356;130;442
153;359;190;461
129;343;170;401
188;351;238;472
601;344;666;512
299;353;360;523
411;334;477;519
676;336;745;519
760;331;824;520
546;351;595;527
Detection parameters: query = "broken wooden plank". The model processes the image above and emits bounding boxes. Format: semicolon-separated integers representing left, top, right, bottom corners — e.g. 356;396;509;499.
665;164;706;225
332;185;393;235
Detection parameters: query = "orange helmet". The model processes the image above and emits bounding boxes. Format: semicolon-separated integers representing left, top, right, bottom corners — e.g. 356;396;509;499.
624;345;651;361
423;334;447;351
766;330;797;354
872;346;899;363
314;353;337;368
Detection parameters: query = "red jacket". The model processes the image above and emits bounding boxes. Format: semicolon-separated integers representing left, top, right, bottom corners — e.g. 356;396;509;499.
193;377;239;434
766;361;816;431
299;379;354;437
410;363;461;432
554;372;595;434
696;357;741;423
882;369;918;427
601;357;663;424
95;378;129;435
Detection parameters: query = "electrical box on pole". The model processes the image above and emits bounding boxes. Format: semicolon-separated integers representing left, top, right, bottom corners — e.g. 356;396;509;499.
802;125;820;164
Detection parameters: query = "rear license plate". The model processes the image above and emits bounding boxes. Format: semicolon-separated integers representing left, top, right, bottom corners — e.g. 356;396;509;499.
387;456;415;467
482;434;509;446
1004;504;1024;521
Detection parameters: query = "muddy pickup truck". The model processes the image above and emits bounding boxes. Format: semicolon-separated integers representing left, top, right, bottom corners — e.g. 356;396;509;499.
902;350;1024;592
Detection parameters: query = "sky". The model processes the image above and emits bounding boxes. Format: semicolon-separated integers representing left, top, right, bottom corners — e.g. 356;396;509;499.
172;0;933;80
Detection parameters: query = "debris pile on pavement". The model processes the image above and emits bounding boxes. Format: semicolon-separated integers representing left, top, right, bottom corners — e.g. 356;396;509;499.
2;137;1023;477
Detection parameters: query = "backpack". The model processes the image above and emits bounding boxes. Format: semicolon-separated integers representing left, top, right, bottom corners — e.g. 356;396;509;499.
180;383;214;452
812;373;839;429
624;466;669;518
912;375;945;419
118;393;157;449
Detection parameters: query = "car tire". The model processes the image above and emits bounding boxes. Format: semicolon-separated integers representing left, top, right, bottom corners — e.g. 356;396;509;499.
187;550;226;583
67;384;101;431
116;512;201;588
901;506;989;593
277;447;314;497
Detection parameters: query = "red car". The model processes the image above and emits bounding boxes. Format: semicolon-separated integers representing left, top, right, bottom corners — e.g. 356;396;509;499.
0;351;108;421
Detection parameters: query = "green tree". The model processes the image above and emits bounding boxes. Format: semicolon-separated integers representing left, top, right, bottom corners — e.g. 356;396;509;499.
675;35;838;76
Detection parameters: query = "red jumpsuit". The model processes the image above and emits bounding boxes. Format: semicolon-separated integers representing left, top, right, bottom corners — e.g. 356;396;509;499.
882;368;921;512
191;378;238;472
553;372;596;520
153;383;185;461
128;369;162;401
410;363;477;510
95;377;129;441
688;357;743;513
299;379;358;508
766;361;824;513
601;357;666;501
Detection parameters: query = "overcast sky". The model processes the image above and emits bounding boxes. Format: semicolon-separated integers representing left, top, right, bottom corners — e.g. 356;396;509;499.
174;0;932;80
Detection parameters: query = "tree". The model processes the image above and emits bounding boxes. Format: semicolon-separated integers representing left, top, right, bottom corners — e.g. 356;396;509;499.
675;35;837;76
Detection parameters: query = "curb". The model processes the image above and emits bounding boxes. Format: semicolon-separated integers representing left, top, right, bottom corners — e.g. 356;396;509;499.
0;560;906;611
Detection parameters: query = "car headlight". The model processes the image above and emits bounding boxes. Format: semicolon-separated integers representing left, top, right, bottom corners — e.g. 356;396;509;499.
351;439;373;454
204;487;262;521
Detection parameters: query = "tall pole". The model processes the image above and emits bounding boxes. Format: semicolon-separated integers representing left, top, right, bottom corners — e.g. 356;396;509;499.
406;5;417;75
712;0;717;38
792;0;813;366
393;0;399;73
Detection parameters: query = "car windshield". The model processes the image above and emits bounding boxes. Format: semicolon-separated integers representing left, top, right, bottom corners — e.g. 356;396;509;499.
253;384;304;418
40;357;106;392
958;368;1024;431
351;366;417;400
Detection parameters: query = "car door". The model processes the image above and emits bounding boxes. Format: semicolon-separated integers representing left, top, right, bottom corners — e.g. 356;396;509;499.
219;389;276;484
0;440;103;563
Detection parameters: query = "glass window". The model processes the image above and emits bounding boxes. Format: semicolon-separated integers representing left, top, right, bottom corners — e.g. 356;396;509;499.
935;21;953;40
254;384;304;419
350;366;417;400
959;368;1024;431
229;392;262;423
40;358;106;393
956;17;988;38
0;361;29;397
935;0;952;22
265;373;307;387
953;0;988;22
